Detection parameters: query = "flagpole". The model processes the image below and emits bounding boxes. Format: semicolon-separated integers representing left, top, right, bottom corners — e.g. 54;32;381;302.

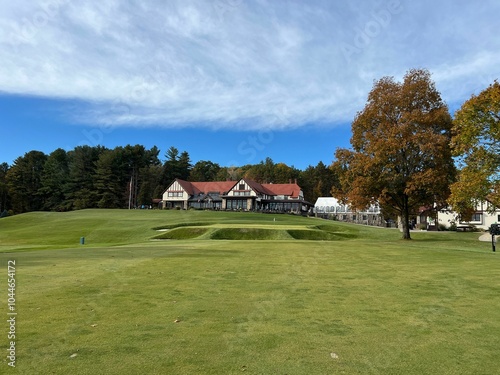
128;176;133;209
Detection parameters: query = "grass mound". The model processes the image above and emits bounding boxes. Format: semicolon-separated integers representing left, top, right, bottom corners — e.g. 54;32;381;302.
287;229;356;240
154;227;210;240
154;224;358;241
210;228;291;240
312;224;359;235
152;222;212;231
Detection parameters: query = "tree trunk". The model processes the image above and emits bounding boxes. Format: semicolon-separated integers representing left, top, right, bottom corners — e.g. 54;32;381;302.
401;195;412;240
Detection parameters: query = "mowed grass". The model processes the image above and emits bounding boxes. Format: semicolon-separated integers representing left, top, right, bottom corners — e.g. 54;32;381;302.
0;209;499;374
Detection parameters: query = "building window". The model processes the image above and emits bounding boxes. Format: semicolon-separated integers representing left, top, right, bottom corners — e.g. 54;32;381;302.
227;199;247;210
471;213;482;222
239;183;245;190
168;191;183;197
235;191;250;196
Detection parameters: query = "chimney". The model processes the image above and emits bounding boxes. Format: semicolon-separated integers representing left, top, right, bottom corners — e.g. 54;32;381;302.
294;178;297;184
289;179;292;184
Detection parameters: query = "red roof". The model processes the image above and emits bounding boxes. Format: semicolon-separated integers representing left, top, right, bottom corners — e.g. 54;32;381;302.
168;178;302;198
175;179;195;195
229;179;302;198
171;179;235;195
190;181;235;195
263;183;302;198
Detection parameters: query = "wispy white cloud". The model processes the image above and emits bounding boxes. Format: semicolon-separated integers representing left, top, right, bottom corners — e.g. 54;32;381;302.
0;0;499;129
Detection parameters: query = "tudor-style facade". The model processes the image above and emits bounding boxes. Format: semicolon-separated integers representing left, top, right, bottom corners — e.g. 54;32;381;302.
161;178;311;213
430;201;500;231
162;179;235;210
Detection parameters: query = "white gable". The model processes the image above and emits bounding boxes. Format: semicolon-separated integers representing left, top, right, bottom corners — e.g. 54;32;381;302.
227;179;256;197
162;180;188;201
314;197;340;207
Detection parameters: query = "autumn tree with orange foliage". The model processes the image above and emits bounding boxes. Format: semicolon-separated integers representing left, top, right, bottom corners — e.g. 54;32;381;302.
450;81;500;218
332;69;455;239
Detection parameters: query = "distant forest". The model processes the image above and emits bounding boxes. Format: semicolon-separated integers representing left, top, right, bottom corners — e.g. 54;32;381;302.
0;144;337;215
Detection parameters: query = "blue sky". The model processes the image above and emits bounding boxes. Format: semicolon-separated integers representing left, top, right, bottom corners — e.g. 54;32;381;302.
1;0;499;169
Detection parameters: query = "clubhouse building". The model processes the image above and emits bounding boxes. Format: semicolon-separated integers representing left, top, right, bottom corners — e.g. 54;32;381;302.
161;178;312;213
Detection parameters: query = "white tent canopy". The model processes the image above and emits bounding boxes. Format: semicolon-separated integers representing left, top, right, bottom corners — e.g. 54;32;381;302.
314;197;380;214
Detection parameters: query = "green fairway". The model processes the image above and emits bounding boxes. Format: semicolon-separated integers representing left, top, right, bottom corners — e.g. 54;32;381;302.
0;209;498;374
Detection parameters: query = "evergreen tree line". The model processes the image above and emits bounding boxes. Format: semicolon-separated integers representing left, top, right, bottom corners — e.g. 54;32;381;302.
0;145;337;215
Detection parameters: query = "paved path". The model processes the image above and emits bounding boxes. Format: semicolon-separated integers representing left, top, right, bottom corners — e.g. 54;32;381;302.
479;233;498;242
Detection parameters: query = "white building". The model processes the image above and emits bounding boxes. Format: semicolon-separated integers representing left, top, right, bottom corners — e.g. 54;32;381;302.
435;202;500;231
315;197;500;231
314;197;385;227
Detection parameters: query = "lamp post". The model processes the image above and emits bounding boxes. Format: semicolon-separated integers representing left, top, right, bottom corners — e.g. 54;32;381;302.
489;224;499;252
